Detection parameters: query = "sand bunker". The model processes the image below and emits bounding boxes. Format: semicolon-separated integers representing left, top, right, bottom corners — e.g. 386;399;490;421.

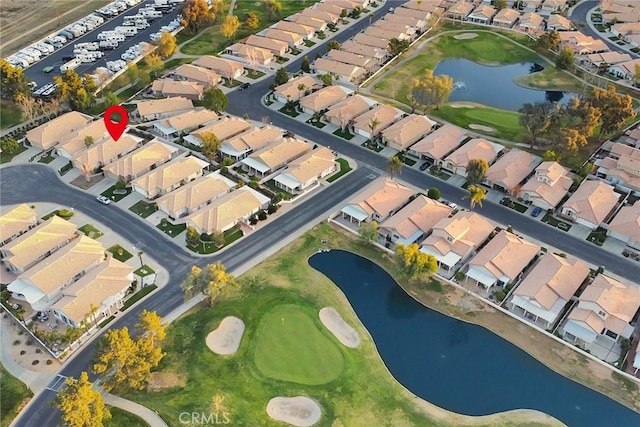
267;396;322;427
454;32;478;40
205;316;244;355
319;307;361;348
469;124;496;133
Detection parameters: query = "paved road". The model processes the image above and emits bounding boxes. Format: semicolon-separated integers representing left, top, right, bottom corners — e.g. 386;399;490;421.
23;0;180;87
0;163;377;426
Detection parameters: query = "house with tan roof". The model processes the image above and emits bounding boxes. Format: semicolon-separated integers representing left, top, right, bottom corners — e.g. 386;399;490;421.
408;124;467;163
560;180;618;229
184;117;252;147
151;80;205;101
404;0;443;10
492;8;520;28
193;56;244;80
365;26;410;42
381;114;437;151
221;126;283;161
52;256;134;328
102;140;180;183
607;201;640;250
174;64;222;87
394;5;434;21
56;120;109;159
372;20;417;39
314;2;347;15
420;211;494;277
509;253;590;329
521;0;543;13
584;51;632;68
446;1;474;20
339;178;414;225
327;49;377;72
273;147;337;193
25;111;93;151
186;187;270;235
465;229;541;290
1;215;77;275
382;13;428;32
597;142;640;192
331;0;361;10
353;33;391;49
340;41;388;62
467;5;497;24
153;109;219;139
324;95;376;128
299;85;352;115
156;173;235;220
608;58;640;80
519;161;573;210
274;74;324;104
351;104;404;139
72;134;141;173
0;204;38;247
540;0;567;16
289;14;328;32
485;149;542;193
7;235;105;311
263;28;304;48
442;138;503;177
243;35;288;57
312;58;366;83
131;155;209;199
517;12;545;33
379;196;452;245
561;274;640;350
559;31;608;55
223;43;274;66
546;13;572;31
134;97;194;122
611;22;640;41
299;7;338;24
273;21;315;39
240;137;312;177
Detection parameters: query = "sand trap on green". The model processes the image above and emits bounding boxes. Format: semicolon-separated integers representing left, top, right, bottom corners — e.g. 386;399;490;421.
254;305;344;385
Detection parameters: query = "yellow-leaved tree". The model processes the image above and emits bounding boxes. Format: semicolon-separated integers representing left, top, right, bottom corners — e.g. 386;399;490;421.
221;15;240;39
55;371;110;427
395;243;438;282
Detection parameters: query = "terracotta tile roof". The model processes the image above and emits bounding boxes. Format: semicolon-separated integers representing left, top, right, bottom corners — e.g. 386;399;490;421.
324;95;375;124
243;35;289;55
26;111;93;150
547;13;572;29
380;195;452;239
486;149;541;190
102;140;178;179
394;5;434;20
274;74;324;102
559;31;609;53
245;137;312;170
608;201;640;243
57;120;109;157
421;211;494;260
299;8;338;23
313;58;365;81
586;51;633;66
469;5;497;20
135;97;194;118
290;14;327;31
226;43;274;63
493;8;520;23
404;0;444;11
340;41;387;59
519;12;544;28
562;180;618;225
352;104;403;134
174;64;221;86
365;26;407;41
447;1;474;17
409;124;466;160
353;33;390;49
299;85;351;112
157;109;219;134
273;21;315;36
264;28;303;45
0;204;37;242
131;155;208;195
347;178;414;219
2;216;77;271
72;134;140;171
382;14;424;28
223;126;283;154
156;173;235;215
327;49;375;68
514;253;589;310
276;147;336;185
151;80;205;99
313;2;345;15
469;230;540;282
382;114;436;149
520;161;573;208
193;56;244;78
191;117;252;142
444;138;502;168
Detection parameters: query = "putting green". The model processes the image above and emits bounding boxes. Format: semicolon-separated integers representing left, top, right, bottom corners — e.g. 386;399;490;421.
253;305;345;385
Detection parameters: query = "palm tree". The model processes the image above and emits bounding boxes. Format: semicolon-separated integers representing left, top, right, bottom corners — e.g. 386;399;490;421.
368;117;380;144
387;155;403;180
465;185;487;210
297;83;306;100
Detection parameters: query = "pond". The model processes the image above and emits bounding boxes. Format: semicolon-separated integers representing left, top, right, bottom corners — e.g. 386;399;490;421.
308;250;640;427
433;58;579;111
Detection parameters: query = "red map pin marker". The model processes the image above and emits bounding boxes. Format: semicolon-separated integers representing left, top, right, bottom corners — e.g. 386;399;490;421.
104;105;128;141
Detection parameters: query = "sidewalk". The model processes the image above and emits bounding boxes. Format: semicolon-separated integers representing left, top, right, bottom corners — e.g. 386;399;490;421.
102;391;169;427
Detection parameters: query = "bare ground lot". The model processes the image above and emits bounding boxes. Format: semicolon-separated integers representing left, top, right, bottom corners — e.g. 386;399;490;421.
0;0;110;55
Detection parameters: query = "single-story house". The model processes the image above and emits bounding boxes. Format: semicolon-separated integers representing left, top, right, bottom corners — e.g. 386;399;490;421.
539;0;567;16
72;134;141;173
378;195;452;245
153;109;219;139
381;114;437;152
223;43;273;66
151;80;205;101
102;140;179;183
299;8;339;25
420;211;494;276
467;5;497;24
372;20;416;39
522;0;543;13
351;104;404;139
272;21;315;40
465;229;541;290
274;74;324;104
243;35;288;57
289;14;328;33
340;41;388;62
184;117;252;147
133;97;194;122
597;142;640;192
607;201;640;250
408;124;467;163
485;149;542;193
174;64;222;87
559;31;608;55
608;58;640;80
186;187;270;235
394;4;434;21
492;8;520;28
560;180;618;229
441;138;503;177
156;173;235;220
610;22;640;40
131;155;209;199
518;12;545;33
323;95;376;128
365;26;410;42
193;56;244;81
584;51;633;68
519;161;573;210
25;111;93;151
339;178;414;225
273;147;337;193
445;1;474;20
326;49;377;72
561;274;640;350
299;85;352;115
546;13;572;31
263;28;304;49
313;1;347;15
382;13;428;32
240;137;312;177
1;216;77;275
509;253;589;330
56;120;109;159
353;33;391;50
220;126;283;161
0;204;38;247
312;58;366;83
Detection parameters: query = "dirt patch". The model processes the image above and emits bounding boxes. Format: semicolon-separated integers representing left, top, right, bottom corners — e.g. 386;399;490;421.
1;317;60;374
319;307;361;348
453;32;479;40
266;396;322;427
469;124;496;133
70;174;104;190
147;371;186;392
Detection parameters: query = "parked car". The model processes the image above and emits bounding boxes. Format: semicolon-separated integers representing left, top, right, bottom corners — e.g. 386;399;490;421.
96;195;111;205
419;161;430;171
531;207;542;217
239;82;251;90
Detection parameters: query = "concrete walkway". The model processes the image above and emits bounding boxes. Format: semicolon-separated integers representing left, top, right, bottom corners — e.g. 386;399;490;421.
102;391;169;427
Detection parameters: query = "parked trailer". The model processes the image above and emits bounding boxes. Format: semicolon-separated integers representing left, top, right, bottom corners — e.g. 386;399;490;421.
75;42;100;51
60;58;81;72
115;26;138;37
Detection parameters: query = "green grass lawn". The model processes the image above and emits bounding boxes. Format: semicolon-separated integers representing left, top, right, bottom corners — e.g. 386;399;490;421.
78;224;104;239
157;219;187;238
104;407;149;427
187;228;244;255
326;158;352;183
101;185;132;202
37;153;55;164
332;128;355;140
0;145;27;164
0;100;22;130
430;104;526;141
134;264;156;278
1;364;32;427
245;69;265;80
107;244;133;262
129;201;158;218
253;304;344;385
122;285;157;311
